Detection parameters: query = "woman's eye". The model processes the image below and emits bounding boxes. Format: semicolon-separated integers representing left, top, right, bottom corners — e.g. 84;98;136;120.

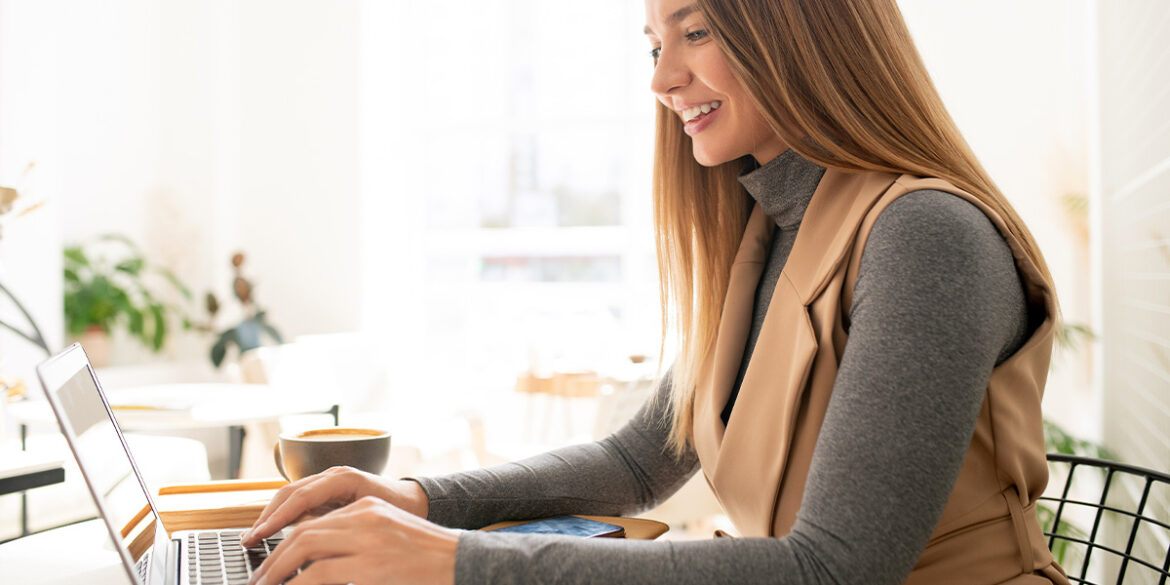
685;29;709;42
649;47;661;61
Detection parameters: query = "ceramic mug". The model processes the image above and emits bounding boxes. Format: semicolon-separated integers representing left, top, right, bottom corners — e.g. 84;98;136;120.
273;427;391;481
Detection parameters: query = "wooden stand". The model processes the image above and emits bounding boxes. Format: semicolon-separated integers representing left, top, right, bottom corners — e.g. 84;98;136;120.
156;479;286;534
156;480;670;540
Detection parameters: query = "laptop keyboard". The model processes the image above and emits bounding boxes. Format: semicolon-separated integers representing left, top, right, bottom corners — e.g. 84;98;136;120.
185;529;285;585
136;553;150;582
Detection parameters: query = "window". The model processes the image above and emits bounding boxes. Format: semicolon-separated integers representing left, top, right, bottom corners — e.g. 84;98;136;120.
360;0;659;410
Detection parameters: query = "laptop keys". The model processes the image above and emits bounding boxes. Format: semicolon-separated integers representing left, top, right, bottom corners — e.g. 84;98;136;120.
187;534;198;582
186;530;286;585
245;543;267;572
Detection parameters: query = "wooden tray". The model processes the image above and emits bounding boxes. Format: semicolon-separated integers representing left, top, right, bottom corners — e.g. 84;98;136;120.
156;479;287;534
157;480;669;540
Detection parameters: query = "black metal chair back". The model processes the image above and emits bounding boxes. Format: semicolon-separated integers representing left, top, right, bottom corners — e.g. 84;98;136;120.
1041;453;1170;584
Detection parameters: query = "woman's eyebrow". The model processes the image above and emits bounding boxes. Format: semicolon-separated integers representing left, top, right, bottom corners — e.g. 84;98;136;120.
643;4;699;35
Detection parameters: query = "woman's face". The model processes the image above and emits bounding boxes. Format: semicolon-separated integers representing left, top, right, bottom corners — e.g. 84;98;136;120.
644;0;785;166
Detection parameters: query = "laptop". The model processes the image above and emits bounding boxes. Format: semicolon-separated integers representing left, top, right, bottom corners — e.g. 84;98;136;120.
37;343;287;585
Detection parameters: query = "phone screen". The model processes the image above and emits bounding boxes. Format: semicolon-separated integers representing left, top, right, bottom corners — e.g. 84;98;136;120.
492;516;625;538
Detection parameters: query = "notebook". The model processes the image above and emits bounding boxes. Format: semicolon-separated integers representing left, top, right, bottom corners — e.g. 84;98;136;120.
36;343;286;585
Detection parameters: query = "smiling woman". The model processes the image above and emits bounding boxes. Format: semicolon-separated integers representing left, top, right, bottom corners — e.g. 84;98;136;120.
644;2;785;165
241;1;1071;584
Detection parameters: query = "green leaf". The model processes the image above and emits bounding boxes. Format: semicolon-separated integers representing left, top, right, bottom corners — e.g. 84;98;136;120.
150;304;166;351
64;267;80;283
159;268;192;299
115;258;145;276
260;320;284;344
91;274;110;293
1054;322;1096;353
1043;418;1114;460
99;233;140;252
64;247;89;267
211;329;239;367
211;338;227;367
127;307;144;336
1036;499;1090;570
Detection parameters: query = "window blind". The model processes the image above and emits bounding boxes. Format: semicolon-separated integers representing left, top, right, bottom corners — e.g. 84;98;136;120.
1097;0;1170;571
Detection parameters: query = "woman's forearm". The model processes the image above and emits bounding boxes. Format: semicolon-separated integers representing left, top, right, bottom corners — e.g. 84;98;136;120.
410;374;699;530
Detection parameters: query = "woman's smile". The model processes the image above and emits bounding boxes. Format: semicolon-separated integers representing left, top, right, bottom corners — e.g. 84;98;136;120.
679;100;722;136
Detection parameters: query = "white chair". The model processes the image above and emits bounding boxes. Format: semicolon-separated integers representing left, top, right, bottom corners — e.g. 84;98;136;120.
1;432;211;541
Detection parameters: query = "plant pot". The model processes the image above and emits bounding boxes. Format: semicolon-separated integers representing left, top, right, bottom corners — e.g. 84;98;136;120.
76;326;111;368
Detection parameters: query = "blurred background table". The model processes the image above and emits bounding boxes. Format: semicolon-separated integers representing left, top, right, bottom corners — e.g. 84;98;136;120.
8;382;338;479
0;447;64;540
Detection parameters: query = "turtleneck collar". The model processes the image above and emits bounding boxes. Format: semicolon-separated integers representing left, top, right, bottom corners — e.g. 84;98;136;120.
737;149;827;229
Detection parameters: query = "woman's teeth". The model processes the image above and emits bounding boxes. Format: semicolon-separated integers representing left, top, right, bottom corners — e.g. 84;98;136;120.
682;101;721;123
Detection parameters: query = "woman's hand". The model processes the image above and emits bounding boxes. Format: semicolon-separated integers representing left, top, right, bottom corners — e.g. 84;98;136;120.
247;495;458;585
241;466;429;548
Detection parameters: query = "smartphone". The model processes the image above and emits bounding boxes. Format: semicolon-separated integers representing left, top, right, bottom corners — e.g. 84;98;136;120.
492;516;625;538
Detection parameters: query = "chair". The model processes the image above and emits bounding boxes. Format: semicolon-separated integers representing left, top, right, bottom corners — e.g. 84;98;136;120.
1041;453;1170;584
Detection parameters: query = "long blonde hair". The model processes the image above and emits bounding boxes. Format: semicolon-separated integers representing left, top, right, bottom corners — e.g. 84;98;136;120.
655;0;1058;454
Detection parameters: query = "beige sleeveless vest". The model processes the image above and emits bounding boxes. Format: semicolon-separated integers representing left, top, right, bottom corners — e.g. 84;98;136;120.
691;169;1069;584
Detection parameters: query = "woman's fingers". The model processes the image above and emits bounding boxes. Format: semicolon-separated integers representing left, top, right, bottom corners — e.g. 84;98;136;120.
249;499;388;585
242;467;362;546
283;558;353;585
242;480;310;546
242;476;325;546
249;524;354;585
248;496;457;585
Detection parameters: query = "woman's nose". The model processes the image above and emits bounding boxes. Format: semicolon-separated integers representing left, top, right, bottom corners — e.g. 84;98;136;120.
650;49;690;99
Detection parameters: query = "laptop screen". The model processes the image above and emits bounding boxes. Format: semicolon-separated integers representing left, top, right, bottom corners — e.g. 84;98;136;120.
38;344;167;584
55;366;158;563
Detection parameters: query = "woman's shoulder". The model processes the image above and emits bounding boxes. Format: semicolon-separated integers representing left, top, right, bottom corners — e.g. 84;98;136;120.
865;188;1010;262
854;188;1031;364
857;187;1022;305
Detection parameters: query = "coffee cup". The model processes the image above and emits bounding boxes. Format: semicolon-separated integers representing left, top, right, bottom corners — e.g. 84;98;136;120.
273;427;391;482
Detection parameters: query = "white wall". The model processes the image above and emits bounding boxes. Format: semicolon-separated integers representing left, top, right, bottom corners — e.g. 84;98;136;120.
0;0;364;369
152;0;363;356
898;0;1095;438
0;0;69;385
235;0;362;339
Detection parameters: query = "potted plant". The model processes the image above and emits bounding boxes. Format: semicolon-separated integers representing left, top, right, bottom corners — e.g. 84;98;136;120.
63;234;192;365
193;252;283;369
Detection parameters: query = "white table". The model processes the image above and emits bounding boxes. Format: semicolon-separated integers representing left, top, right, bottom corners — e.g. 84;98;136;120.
0;448;66;539
10;383;337;430
9;383;339;478
0;519;129;585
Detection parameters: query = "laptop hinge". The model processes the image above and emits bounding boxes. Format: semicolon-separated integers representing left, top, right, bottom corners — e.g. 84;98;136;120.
165;538;180;585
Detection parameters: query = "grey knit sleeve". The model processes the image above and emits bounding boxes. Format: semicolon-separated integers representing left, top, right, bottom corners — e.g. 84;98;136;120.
421;190;1030;585
411;371;700;530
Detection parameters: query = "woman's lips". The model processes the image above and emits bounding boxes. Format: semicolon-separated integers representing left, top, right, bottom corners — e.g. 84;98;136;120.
683;106;721;136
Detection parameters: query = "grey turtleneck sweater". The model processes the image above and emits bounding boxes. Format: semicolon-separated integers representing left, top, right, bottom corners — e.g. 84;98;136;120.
412;150;1031;585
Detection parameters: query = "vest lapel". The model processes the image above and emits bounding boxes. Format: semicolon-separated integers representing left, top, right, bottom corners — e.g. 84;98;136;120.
693;203;773;472
782;170;902;301
695;168;898;536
